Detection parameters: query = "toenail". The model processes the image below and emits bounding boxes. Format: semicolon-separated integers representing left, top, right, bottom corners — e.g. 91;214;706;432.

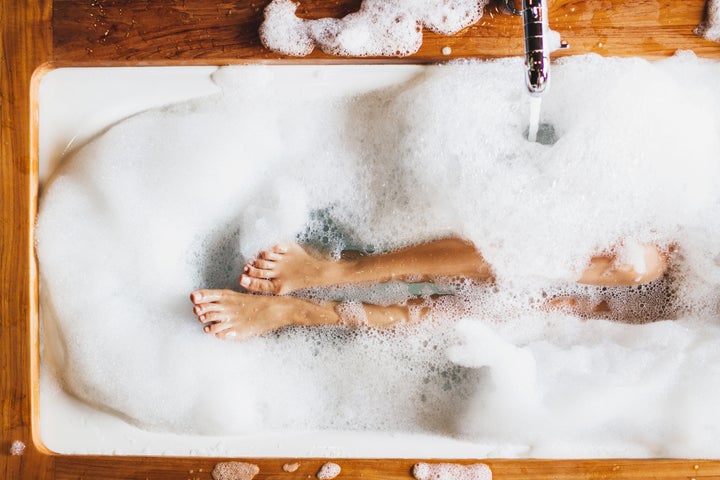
200;314;205;321
243;265;249;273
241;276;250;287
204;325;210;333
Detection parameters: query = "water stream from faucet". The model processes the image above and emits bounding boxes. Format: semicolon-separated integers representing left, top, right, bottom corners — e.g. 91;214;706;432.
528;95;541;142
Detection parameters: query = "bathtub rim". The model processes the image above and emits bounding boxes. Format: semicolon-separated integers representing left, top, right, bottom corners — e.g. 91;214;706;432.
19;63;720;480
5;0;720;477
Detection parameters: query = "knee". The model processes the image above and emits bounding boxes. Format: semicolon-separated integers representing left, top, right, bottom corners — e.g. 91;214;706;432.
617;243;668;286
578;243;669;287
635;244;669;285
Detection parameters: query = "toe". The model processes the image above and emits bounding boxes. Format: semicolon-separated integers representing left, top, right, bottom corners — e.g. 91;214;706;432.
240;275;277;293
253;259;276;270
191;289;224;304
259;250;283;262
198;311;226;324
204;311;227;324
194;303;222;316
245;265;276;279
204;320;230;334
272;244;289;254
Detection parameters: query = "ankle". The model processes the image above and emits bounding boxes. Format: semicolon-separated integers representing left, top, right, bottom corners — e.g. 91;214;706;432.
319;256;349;287
292;299;341;327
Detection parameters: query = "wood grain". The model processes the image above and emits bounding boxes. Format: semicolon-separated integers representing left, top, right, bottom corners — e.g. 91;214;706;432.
51;0;720;64
50;457;720;480
2;0;720;479
1;0;54;479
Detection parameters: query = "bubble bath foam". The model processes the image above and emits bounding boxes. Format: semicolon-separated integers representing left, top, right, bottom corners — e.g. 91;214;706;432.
38;54;720;457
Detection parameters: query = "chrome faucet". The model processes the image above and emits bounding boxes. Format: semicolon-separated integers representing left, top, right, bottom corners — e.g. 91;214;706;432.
504;0;568;96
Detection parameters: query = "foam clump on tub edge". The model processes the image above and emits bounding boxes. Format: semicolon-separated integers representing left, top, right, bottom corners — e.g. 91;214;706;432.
9;440;26;456
413;463;492;480
697;0;720;42
259;0;490;56
212;462;259;480
283;463;301;473
316;462;341;479
36;55;720;457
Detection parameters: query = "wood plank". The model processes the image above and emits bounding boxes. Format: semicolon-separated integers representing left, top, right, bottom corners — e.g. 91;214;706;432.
0;0;54;479
52;0;720;63
52;457;720;480
2;0;720;479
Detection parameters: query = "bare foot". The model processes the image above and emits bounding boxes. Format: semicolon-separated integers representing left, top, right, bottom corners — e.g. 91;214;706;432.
239;243;337;295
190;288;339;340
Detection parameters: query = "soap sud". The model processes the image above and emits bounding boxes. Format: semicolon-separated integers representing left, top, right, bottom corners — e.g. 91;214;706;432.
260;0;489;57
36;55;720;456
10;440;26;456
336;301;370;327
614;240;647;276
283;462;300;472
212;462;260;480
317;462;341;479
413;463;492;480
696;0;720;42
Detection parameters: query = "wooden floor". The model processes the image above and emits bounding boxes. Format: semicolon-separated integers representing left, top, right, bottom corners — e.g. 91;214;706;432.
2;0;720;478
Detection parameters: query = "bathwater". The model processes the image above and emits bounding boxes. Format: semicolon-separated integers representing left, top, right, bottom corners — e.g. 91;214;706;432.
38;54;720;457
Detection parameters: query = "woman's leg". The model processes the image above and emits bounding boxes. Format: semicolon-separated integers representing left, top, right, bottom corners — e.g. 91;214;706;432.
190;289;425;340
191;243;671;340
240;238;670;295
239;237;493;295
549;244;671;319
577;243;669;287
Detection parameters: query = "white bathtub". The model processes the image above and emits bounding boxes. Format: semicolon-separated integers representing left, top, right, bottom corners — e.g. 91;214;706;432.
38;58;720;460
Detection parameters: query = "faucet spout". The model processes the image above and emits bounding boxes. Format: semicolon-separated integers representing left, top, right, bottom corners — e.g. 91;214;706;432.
503;0;568;96
522;0;549;96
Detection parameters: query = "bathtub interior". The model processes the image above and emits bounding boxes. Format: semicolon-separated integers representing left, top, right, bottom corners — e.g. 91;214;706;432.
39;65;500;458
37;58;720;459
